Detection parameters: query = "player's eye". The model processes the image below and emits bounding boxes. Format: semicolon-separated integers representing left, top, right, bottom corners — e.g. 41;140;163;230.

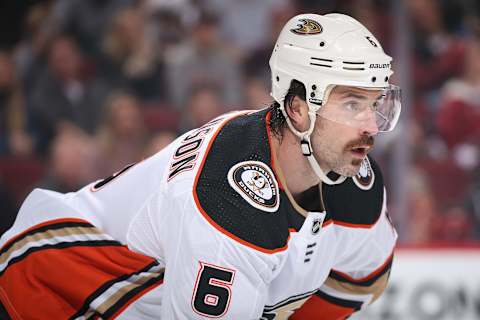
342;101;361;112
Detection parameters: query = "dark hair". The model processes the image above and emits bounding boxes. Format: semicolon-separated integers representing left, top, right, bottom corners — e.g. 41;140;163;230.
268;79;306;138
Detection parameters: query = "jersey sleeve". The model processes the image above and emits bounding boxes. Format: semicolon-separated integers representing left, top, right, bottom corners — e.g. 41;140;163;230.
127;185;277;319
0;189;165;320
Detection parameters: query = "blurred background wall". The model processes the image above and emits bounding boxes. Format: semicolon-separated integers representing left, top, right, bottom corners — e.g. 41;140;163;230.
0;1;479;318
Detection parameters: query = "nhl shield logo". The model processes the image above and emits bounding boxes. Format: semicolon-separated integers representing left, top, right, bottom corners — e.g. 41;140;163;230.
228;161;279;212
311;218;323;235
353;157;375;190
290;19;323;35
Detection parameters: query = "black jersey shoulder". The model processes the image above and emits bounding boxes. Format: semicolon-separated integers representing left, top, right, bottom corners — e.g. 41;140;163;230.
195;109;292;252
322;156;384;227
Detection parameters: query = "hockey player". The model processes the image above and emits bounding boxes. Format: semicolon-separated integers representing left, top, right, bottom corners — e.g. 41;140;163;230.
0;13;400;319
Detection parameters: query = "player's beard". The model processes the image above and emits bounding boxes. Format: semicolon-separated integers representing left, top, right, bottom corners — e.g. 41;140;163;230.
312;122;374;177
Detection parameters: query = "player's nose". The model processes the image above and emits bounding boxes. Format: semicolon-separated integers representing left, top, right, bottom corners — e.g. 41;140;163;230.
361;111;379;136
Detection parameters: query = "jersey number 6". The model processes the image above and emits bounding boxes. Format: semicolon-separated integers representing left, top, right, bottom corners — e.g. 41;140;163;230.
191;262;236;317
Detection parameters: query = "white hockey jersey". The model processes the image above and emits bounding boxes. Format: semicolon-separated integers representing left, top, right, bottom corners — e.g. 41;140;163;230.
0;109;396;319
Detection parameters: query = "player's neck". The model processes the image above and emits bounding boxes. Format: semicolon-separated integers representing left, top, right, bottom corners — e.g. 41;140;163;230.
271;129;320;196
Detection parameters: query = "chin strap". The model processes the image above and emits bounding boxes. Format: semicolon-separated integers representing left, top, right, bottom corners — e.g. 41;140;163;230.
300;135;347;185
280;103;347;186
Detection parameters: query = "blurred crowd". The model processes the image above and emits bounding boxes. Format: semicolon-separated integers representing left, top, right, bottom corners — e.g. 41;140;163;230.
1;0;480;244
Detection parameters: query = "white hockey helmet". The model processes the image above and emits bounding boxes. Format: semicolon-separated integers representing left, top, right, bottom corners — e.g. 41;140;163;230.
269;13;401;184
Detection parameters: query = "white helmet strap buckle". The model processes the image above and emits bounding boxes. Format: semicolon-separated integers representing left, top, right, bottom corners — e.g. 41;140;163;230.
301;139;312;156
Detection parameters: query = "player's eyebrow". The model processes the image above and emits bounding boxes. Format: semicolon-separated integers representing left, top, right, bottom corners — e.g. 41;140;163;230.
337;88;384;101
340;92;368;100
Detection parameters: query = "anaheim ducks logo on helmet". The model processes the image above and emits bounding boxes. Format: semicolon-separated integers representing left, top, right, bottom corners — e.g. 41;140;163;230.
290;18;323;35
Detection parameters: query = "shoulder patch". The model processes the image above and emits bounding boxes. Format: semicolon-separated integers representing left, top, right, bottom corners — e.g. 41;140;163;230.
194;109;291;252
352;157;375;190
227;161;279;213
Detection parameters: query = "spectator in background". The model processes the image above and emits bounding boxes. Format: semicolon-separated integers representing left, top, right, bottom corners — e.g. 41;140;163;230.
179;85;223;132
140;0;193;52
165;12;242;109
421;38;480;210
350;0;392;52
101;5;165;101
142;130;177;158
437;39;480;153
50;0;132;57
31;35;110;153
0;50;33;156
242;8;291;110
408;0;466;93
243;8;292;87
244;77;271;110
435;205;473;242
40;126;96;193
93;92;148;176
13;3;55;95
406;166;437;244
205;0;291;58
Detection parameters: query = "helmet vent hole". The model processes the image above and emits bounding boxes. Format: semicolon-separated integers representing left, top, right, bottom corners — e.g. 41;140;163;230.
310;57;333;68
343;67;365;71
342;61;365;71
384;76;389;82
276;76;279;82
372;76;377;82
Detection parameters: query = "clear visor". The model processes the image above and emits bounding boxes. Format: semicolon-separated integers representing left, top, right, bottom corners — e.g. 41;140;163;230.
316;84;401;132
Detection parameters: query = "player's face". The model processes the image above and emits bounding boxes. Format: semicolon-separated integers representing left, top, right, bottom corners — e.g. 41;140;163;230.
311;86;380;177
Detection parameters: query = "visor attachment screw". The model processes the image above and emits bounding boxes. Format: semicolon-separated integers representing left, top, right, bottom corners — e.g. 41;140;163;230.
311;85;317;90
319;41;325;47
384;76;389;82
372;76;377;82
310;92;315;98
276;76;280;82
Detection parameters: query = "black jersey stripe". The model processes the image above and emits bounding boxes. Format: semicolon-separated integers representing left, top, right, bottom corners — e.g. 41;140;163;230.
70;261;164;319
315;289;363;310
0;219;95;255
0;300;12;320
263;289;317;311
102;270;165;319
329;254;393;287
0;240;122;277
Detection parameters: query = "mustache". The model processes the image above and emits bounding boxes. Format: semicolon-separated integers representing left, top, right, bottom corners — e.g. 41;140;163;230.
344;135;375;150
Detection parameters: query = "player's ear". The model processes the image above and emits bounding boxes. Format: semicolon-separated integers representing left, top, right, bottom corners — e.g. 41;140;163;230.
285;95;309;132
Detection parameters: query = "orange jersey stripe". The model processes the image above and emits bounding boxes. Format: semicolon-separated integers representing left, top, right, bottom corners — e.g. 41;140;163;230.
0;244;157;319
290;293;356;320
